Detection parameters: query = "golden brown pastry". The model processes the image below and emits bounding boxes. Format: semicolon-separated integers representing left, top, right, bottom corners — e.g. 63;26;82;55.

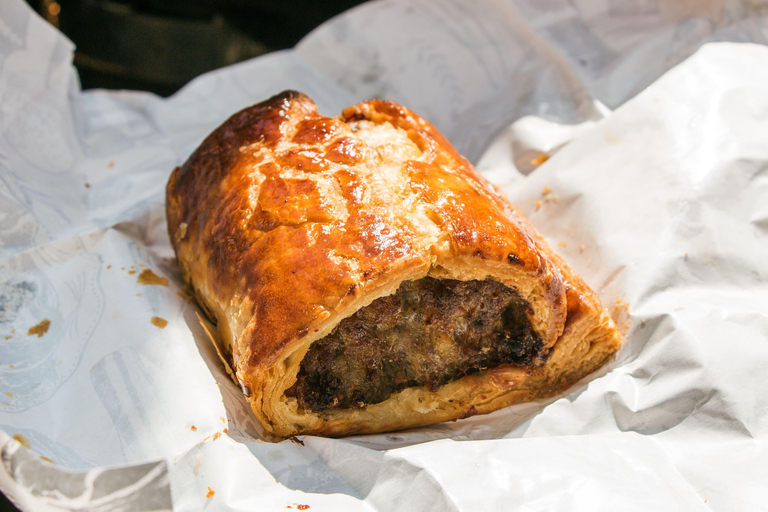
166;91;621;440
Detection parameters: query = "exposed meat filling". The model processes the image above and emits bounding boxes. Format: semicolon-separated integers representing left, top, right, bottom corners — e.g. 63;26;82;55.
286;277;547;412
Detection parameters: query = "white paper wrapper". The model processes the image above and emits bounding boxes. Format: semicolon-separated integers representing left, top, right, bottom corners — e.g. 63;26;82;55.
1;0;767;510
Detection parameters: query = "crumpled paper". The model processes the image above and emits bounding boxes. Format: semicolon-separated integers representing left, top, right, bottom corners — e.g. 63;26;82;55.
1;0;767;510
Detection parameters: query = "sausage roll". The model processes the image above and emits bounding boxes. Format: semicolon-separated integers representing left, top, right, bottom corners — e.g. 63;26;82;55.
166;91;622;440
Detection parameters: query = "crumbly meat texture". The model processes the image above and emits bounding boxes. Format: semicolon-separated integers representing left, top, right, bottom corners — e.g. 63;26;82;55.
166;91;623;439
287;277;546;412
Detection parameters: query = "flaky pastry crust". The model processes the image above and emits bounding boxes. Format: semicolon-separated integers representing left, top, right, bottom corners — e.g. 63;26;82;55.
166;91;621;439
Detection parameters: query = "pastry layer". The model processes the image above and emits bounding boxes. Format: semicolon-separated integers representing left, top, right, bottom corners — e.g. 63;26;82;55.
166;90;623;439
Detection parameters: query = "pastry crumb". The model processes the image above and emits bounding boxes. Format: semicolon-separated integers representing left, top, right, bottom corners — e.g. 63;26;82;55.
177;290;194;303
212;432;221;441
190;425;197;431
12;434;30;448
535;200;542;210
612;299;631;335
27;319;50;338
541;185;552;195
40;456;56;464
558;241;567;248
206;487;215;499
138;269;169;286
151;317;168;329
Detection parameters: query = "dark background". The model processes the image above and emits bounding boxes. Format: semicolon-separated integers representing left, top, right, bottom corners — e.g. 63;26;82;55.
25;0;368;96
0;1;367;510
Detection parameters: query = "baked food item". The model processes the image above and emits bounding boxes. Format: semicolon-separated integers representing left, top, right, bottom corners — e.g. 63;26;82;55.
166;91;622;440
